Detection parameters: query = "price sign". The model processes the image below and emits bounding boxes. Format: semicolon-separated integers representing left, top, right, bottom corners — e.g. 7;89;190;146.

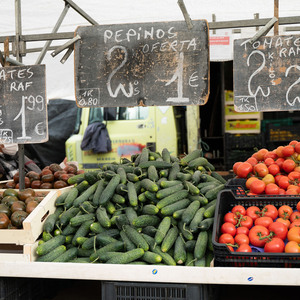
234;34;300;112
74;20;209;107
0;64;48;144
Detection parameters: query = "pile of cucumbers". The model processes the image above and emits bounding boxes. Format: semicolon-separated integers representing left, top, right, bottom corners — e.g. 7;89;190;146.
35;148;226;266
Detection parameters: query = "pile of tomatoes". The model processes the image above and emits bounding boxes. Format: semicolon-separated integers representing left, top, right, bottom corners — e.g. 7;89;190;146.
218;201;300;253
233;141;300;195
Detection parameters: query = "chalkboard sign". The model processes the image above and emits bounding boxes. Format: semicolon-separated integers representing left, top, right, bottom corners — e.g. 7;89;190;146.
74;20;209;107
234;34;300;112
0;64;48;144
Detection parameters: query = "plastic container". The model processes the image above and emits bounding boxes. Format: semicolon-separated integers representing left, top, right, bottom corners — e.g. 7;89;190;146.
212;189;300;268
101;281;208;300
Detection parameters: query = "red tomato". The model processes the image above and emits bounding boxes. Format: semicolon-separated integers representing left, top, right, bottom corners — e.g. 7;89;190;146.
278;175;290;190
289;140;298;146
285;241;300;253
264;237;285;253
255;216;273;228
288;171;300;181
250;179;266;194
289;220;300;229
239;215;253;229
253;163;269;177
221;222;237;237
297;201;300;212
232;205;246;217
287;226;300;243
275;157;285;169
268;164;280;176
223;212;238;225
246;206;261;221
295;142;300;154
261;204;278;220
264;151;278;160
236;162;253;178
236;244;252;252
278;205;293;219
264;157;275;166
252;148;268;162
246;157;258;166
290;211;300;223
278;188;286;195
282;145;295;157
236;226;249;235
262;174;275;185
269;221;288;240
233;162;243;175
276;217;291;228
275;146;285;158
249;225;270;247
286;188;299;195
264;183;280;195
245;177;259;190
218;233;234;244
282;159;296;173
234;233;249;245
227;245;234;252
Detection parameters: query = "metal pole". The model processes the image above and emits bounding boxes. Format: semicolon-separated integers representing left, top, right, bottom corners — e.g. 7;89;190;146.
15;0;25;190
36;3;70;64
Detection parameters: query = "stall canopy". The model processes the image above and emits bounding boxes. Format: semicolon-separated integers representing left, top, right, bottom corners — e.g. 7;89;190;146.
1;0;300;100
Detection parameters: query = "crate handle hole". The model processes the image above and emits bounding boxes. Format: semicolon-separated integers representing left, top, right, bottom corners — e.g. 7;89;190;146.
41;210;50;222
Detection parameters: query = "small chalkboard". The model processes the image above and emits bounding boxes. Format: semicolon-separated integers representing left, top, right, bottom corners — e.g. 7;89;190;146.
234;34;300;112
0;64;48;144
74;20;209;107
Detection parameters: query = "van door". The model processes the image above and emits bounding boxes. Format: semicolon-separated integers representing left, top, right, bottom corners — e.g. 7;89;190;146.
66;106;157;170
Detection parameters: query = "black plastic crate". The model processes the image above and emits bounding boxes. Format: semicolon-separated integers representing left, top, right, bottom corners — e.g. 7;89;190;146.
212;189;300;268
266;123;300;142
225;133;265;150
101;281;208;300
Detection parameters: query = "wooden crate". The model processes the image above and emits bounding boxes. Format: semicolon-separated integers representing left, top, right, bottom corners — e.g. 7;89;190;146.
0;242;38;262
0;187;71;245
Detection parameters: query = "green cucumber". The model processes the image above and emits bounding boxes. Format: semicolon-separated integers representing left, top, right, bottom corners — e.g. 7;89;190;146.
90;222;105;234
67;173;85;185
55;191;69;207
138;161;172;169
188;157;209;169
84;172;98;185
159;169;169;178
156;183;184;199
144;191;158;203
132;215;160;228
70;257;91;263
53;247;78;262
96;207;111;228
106;201;116;215
115;183;127;195
82;236;97;250
205;250;214;267
140;178;159;192
189;207;205;232
161;227;178;253
142;251;162;264
185;240;196;252
72;219;94;246
126;172;139;182
138;147;149;165
176;172;192;181
80;201;96;214
198;218;214;231
62;223;78;236
127;181;138;207
112;193;126;204
59;207;80;227
205;184;225;201
191;170;202;185
43;206;64;233
156;190;189;209
178;221;194;241
73;181;99;207
200;183;220;195
42;231;53;242
182;201;201;225
185;252;195;266
92;179;106;206
123;225;149;251
90;241;124;262
180;149;202;166
115;214;130;230
36;245;67;262
184;181;200;195
148;165;159;182
188;195;208;206
211;171;227;184
36;235;66;256
195;257;206;267
160;199;190;216
194;231;208;260
125;207;138;225
142;226;157;237
96;232;119;246
107;248;145;264
172;208;186;220
161;148;171;163
76;236;88;246
120;230;136;251
99;174;121;205
69;213;95;227
168;162;180;181
77;248;94;257
97;251;123;262
117;167;127;184
142;204;159;215
75;180;90;194
138;192;147;203
160;180;182;188
204;203;217;218
174;235;186;264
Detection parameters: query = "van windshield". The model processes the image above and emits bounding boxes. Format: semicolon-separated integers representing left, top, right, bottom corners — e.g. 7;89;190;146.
88;107;149;124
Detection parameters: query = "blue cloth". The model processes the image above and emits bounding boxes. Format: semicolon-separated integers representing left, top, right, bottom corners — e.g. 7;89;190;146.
80;122;112;153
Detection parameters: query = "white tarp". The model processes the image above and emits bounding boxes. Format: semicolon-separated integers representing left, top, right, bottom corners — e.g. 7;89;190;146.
1;0;300;99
